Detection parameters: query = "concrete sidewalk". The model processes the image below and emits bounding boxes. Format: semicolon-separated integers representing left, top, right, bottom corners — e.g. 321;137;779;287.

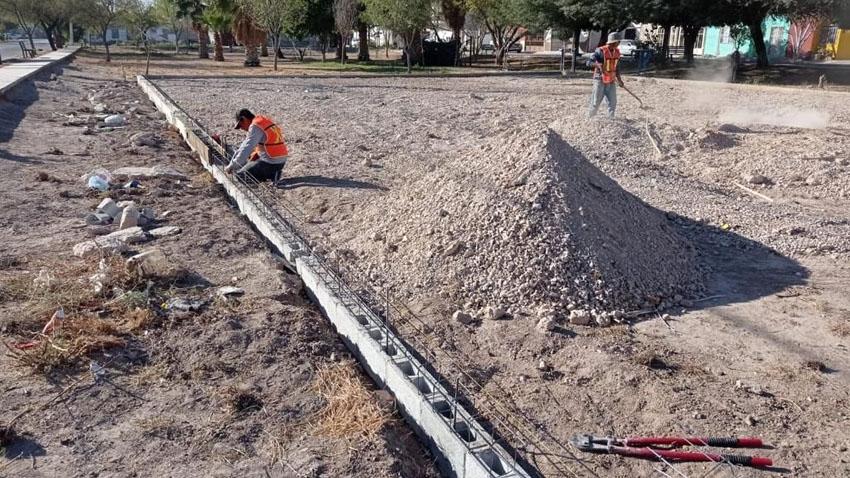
0;47;79;96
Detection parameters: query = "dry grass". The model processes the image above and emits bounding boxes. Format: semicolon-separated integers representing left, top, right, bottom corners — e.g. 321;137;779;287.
216;385;264;415
311;361;393;440
829;311;850;337
0;255;160;373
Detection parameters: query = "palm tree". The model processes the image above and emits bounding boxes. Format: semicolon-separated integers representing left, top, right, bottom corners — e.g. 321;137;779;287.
232;7;266;67
202;3;234;61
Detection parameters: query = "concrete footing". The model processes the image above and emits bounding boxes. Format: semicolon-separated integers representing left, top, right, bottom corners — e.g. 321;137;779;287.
137;75;530;478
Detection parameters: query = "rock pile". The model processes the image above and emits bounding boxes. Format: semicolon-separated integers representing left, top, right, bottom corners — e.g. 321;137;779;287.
352;123;702;325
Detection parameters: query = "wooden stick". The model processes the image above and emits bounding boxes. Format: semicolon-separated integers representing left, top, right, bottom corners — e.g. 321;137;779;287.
645;119;663;157
733;182;774;203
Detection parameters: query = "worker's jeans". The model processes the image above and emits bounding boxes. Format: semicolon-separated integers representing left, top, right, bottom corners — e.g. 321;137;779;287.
237;159;286;182
588;80;617;118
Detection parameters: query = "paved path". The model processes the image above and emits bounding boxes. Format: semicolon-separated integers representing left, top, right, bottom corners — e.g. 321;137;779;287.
0;47;79;96
0;40;51;62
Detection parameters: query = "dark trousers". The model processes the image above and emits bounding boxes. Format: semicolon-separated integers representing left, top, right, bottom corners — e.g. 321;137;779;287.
238;161;284;182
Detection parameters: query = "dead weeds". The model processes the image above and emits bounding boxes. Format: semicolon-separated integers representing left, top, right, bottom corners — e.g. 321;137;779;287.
311;361;393;441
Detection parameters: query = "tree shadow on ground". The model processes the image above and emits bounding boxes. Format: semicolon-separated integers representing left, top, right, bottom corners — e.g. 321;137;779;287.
0;79;40;163
4;435;46;459
277;175;387;191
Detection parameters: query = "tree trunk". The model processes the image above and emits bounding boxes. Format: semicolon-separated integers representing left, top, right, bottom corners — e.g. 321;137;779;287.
245;44;260;66
597;28;608;48
405;46;411;73
273;36;279;70
198;26;210;59
214;31;224;61
571;29;580;72
453;27;461;66
339;34;346;64
495;47;506;65
27;31;36;52
661;24;671;63
683;25;700;64
261;42;268;57
748;20;769;68
42;22;57;51
358;22;369;61
102;31;111;62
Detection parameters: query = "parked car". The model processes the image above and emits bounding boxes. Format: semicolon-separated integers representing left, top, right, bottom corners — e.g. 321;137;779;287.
480;42;522;53
617;39;637;57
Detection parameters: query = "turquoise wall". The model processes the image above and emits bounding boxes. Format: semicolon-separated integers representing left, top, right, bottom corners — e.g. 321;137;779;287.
702;17;791;58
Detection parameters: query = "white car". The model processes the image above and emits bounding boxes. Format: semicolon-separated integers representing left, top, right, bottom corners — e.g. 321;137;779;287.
617;39;637;57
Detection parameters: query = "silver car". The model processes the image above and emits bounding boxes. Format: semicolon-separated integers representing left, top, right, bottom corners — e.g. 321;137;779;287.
617;39;637;57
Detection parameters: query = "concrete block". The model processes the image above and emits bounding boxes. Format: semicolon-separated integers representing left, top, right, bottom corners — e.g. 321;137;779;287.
119;205;140;230
73;238;128;258
127;249;179;278
103;226;148;244
149;226;181;238
97;198;121;218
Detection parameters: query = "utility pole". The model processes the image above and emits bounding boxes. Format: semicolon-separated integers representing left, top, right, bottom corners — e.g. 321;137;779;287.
69;20;74;44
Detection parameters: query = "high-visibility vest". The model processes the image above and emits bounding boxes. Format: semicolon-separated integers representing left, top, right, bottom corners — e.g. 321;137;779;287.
596;46;621;84
250;115;288;160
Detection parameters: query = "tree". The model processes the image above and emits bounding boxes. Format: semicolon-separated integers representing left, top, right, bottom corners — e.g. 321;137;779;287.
124;0;158;72
232;6;266;66
441;0;466;66
242;0;288;70
362;0;429;72
29;0;73;50
173;0;210;58
0;0;38;50
467;0;533;65
78;0;130;62
281;0;310;60
333;0;358;64
356;2;369;61
203;0;235;61
153;0;189;52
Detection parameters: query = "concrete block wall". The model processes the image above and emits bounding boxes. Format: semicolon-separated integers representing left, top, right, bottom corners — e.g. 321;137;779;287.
137;75;530;478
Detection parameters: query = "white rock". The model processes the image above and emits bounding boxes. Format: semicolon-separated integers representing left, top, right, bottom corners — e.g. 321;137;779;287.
452;310;474;325
569;309;592;326
149;226;182;238
537;359;548;371
805;175;823;186
103;226;148;244
595;313;612;326
97;198;122;218
119;205;140;230
444;241;462;257
73;238;128;258
743;173;768;185
104;114;126;127
484;306;506;320
536;316;556;331
217;286;245;297
127;249;177;278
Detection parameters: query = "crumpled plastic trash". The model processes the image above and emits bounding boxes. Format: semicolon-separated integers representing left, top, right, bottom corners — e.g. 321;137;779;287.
104;114;126;127
124;180;142;189
82;168;112;191
164;298;205;312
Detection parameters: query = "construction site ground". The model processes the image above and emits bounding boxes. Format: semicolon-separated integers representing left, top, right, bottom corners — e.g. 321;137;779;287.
154;73;850;477
0;59;437;477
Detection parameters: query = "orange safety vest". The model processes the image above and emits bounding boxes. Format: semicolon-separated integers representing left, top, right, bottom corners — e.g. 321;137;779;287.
250;115;288;160
596;46;621;84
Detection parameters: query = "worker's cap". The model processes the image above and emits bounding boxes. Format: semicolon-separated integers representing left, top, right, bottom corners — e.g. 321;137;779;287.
606;32;622;44
234;108;254;129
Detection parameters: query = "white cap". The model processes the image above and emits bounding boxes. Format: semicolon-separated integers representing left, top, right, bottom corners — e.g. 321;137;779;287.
607;32;622;44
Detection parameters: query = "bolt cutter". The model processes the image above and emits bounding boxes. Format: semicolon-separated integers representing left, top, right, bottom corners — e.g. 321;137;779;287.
573;434;773;467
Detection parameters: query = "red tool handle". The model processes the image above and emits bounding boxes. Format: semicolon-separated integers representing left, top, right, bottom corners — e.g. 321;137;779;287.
612;446;772;467
624;437;764;448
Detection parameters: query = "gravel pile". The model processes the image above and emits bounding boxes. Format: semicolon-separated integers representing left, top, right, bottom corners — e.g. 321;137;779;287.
353;121;702;323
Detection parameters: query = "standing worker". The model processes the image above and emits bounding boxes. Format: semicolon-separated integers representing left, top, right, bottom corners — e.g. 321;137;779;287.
587;32;625;118
225;109;289;182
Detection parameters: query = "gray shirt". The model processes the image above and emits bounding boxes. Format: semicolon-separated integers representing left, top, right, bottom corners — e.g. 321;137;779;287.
228;125;288;172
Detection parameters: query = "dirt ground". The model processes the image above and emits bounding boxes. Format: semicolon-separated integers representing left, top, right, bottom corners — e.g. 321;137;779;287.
155;72;850;477
0;59;437;477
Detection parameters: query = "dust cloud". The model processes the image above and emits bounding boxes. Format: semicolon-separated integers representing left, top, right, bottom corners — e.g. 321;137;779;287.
717;107;830;129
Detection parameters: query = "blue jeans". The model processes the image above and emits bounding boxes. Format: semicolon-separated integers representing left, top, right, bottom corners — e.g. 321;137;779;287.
588;80;617;118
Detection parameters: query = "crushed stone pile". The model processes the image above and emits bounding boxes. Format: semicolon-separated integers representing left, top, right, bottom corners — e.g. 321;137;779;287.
351;121;704;323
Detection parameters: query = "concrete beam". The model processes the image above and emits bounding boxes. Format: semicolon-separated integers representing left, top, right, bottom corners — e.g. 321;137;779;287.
136;75;530;478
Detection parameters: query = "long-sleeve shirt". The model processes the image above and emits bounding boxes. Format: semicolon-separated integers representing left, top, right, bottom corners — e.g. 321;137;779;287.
228;125;288;172
587;47;621;81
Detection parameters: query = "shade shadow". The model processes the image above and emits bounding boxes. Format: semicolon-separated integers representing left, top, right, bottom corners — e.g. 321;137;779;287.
277;175;387;191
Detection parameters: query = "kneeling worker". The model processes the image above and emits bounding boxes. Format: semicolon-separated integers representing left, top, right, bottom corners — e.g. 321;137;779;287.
224;109;289;182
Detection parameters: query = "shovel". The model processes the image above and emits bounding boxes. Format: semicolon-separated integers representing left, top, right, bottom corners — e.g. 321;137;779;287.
620;83;647;109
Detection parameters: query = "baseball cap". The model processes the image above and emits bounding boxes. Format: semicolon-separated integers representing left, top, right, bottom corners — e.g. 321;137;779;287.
234;108;254;129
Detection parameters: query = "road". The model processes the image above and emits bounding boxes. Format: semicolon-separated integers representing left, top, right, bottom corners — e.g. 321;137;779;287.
0;40;52;62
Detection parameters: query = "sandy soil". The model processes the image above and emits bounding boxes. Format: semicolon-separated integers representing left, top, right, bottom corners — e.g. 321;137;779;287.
156;73;850;477
0;61;437;477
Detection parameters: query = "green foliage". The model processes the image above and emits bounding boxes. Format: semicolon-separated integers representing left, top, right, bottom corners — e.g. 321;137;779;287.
362;0;430;40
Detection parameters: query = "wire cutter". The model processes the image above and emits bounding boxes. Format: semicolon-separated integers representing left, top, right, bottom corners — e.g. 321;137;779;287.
573;434;773;467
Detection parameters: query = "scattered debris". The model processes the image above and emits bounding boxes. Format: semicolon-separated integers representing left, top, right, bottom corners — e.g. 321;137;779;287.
111;166;188;181
149;226;181;238
164;298;205;312
569;309;592;326
217;286;245;297
483;306;506;320
127;249;179;279
119;205;140;230
104;114;126;127
452;310;474;325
